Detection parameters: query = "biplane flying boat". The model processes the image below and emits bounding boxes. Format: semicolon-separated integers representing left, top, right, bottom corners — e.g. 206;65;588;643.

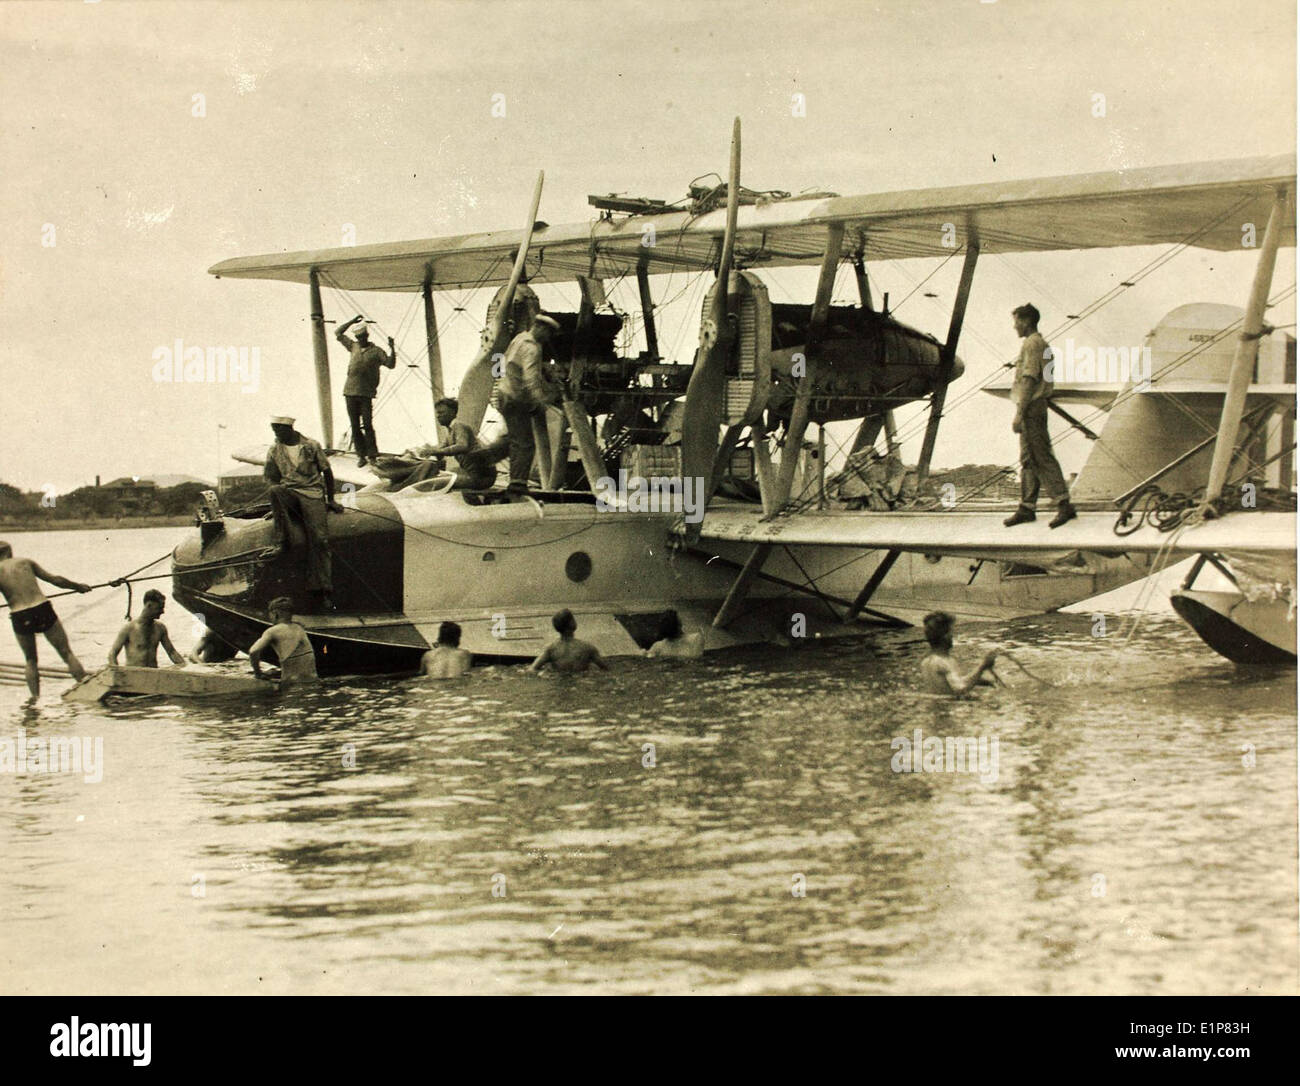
175;120;1297;672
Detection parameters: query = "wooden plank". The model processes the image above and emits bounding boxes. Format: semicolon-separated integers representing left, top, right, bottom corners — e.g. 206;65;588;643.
62;666;275;704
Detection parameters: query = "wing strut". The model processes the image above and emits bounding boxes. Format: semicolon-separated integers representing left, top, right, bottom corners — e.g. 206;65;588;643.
1203;185;1291;501
916;232;980;486
636;259;659;361
712;219;844;629
772;220;846;506
558;276;608;492
844;549;903;623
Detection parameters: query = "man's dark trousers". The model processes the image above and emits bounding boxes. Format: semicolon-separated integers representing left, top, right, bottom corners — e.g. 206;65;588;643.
1017;398;1069;511
345;394;379;459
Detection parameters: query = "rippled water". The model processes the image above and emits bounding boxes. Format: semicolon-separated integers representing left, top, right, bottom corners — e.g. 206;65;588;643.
1;527;1295;994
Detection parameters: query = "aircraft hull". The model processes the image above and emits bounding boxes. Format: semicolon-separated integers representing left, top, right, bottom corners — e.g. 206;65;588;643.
171;489;1158;675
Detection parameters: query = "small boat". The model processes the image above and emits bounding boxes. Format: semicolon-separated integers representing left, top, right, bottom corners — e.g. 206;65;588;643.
62;666;275;703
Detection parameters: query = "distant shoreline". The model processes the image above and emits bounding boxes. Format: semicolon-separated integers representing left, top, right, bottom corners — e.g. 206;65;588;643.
0;516;193;533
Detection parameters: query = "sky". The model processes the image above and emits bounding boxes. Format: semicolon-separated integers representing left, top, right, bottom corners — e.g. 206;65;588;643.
1;0;1295;492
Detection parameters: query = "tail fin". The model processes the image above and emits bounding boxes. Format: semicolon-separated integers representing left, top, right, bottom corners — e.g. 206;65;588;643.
1072;303;1294;501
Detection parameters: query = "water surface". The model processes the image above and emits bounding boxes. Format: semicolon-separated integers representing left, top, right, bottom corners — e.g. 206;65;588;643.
1;527;1294;994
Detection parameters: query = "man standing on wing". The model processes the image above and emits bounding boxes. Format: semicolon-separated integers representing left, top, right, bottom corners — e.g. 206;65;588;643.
1003;303;1077;529
336;315;396;466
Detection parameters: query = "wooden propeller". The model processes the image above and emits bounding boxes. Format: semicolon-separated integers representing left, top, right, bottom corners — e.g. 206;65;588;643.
679;118;742;530
458;171;546;431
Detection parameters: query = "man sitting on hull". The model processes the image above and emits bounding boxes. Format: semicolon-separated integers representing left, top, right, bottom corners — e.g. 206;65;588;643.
264;415;345;611
378;397;510;491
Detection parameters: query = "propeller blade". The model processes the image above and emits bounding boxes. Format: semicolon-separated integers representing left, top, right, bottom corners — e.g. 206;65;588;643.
458;171;546;430
680;118;742;531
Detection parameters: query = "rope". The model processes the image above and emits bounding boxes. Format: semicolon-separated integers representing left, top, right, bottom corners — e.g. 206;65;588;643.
994;651;1057;686
0;551;272;610
342;500;600;551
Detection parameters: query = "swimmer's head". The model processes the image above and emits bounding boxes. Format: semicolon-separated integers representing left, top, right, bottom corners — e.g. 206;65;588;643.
923;610;954;651
552;608;576;636
142;588;166;615
268;596;294;622
658;609;682;641
0;541;11;560
437;620;462;647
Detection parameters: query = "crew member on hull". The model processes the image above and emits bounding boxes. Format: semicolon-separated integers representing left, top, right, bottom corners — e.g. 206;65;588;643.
336;315;396;466
0;540;90;696
1003;303;1077;529
496;314;562;493
421;397;509;490
264;416;344;611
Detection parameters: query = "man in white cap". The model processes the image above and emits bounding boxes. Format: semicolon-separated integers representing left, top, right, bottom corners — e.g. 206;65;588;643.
336;314;396;466
264;416;344;610
496;313;563;493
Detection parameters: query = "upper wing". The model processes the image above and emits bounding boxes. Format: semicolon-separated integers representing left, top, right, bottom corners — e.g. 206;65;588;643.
209;154;1296;293
698;508;1296;558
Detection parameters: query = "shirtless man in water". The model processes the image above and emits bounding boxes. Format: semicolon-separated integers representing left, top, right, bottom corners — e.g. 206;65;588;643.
248;597;318;684
109;589;186;668
530;609;608;674
0;541;91;695
918;610;999;697
420;620;472;679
